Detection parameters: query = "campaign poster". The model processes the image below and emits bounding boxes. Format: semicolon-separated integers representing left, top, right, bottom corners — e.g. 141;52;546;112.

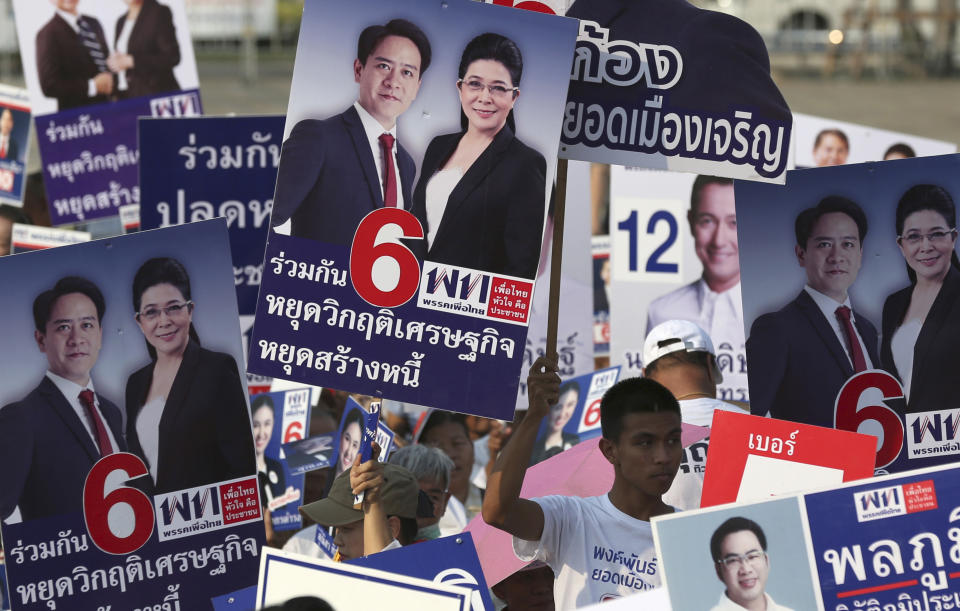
256;548;473;610
282;433;338;476
139;115;284;326
247;0;578;420
252;387;311;532
515;159;594;412
557;0;794;183
119;203;140;232
530;366;620;465
10;223;90;254
11;0;202;226
608;165;749;402
0;220;264;610
350;532;494;611
794;112;958;169
700;411;877;507
738;154;960;472
592;235;611;357
653;496;822;610
0;85;30;206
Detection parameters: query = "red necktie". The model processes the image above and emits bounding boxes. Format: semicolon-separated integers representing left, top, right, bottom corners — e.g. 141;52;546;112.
836;306;867;373
78;389;114;458
379;133;397;207
0;139;6;159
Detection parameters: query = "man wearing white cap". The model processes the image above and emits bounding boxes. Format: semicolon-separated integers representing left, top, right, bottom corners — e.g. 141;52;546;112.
643;319;745;510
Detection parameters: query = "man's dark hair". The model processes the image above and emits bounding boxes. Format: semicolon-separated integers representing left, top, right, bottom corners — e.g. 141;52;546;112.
794;195;868;247
710;516;767;562
644;350;712;378
690;175;733;216
0;203;30;225
357;19;432;77
884;142;916;160
33;276;106;332
420;410;470;442
261;597;335;611
813;128;849;151
599;377;680;441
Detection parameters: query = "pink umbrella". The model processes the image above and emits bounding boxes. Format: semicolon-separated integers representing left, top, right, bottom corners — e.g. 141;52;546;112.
464;423;709;588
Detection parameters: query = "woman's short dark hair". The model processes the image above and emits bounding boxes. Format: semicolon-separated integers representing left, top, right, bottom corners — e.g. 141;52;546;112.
884;143;916;160
252;394;276;417
794;196;868;247
357;19;432;76
342;406;365;435
558;380;581;401
813;128;849;151
457;33;523;132
896;184;960;283
132;257;200;359
33;276;106;332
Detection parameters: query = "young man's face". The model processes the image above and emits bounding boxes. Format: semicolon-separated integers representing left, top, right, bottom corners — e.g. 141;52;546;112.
604;411;683;497
689;182;739;291
354;35;422;130
492;565;555;610
333;519;364;561
715;530;770;607
35;292;102;386
796;211;863;303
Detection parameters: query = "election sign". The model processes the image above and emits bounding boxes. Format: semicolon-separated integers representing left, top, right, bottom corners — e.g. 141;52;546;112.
282;434;338;476
558;0;794;182
10;223;90;254
655;462;960;610
0;85;30;207
351;532;494;611
256;548;473;610
579;587;671;610
700;411;877;507
251;387;311;532
139;115;284;318
794;112;957;169
247;0;578;420
738;154;960;472
11;0;202;225
0;220;263;610
608;165;749;402
592;234;611;357
530;366;620;465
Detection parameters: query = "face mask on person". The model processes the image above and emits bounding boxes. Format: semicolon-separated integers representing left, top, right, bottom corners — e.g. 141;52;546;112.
416;522;441;541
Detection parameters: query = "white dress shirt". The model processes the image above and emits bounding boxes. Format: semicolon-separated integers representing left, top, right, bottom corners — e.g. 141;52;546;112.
115;16;137;92
353;101;404;210
891;318;922;400
55;9;101;99
709;591;795;611
646;278;749;401
803;285;874;370
425;168;462;248
45;371;119;453
0;134;9;159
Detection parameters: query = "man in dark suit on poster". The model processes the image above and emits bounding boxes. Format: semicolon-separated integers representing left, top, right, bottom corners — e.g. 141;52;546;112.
747;197;880;429
36;0;114;111
270;19;432;246
0;109;19;163
0;276;126;522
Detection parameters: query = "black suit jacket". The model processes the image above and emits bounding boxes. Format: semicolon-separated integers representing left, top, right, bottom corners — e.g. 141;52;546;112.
0;376;125;520
270;106;417;246
408;126;546;279
0;137;18;163
114;0;181;99
36;12;111;110
881;267;960;413
747;290;880;428
565;0;791;129
125;341;255;495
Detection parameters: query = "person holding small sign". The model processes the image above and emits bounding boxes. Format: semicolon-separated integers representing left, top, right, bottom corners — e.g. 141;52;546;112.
408;32;546;280
483;357;682;606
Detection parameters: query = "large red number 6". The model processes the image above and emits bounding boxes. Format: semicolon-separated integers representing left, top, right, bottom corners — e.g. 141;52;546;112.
350;208;424;308
582;399;602;428
83;453;155;555
284;421;304;443
834;370;905;469
491;0;557;13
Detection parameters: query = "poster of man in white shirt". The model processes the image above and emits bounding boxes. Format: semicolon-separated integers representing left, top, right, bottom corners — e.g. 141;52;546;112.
708;517;794;611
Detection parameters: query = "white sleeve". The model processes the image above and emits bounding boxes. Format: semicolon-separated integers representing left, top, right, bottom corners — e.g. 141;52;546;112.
512;495;578;565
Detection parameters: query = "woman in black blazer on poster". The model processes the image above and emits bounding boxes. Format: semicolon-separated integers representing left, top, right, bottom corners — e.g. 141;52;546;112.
126;257;254;495
881;184;960;413
409;33;546;280
108;0;181;99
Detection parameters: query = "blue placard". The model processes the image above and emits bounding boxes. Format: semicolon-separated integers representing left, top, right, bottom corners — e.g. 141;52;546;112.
252;388;311;532
139;115;283;317
0;88;30;207
283;433;338;476
36;90;202;225
350;532;493;610
211;585;257;611
806;466;960;608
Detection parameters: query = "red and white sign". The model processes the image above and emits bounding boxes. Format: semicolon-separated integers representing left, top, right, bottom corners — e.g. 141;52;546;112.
701;411;877;507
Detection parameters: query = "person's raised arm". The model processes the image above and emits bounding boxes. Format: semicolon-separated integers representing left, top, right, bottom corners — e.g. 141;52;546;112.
350;443;393;557
481;356;559;541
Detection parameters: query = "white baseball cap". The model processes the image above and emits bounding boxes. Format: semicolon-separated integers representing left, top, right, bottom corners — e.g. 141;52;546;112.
642;319;723;383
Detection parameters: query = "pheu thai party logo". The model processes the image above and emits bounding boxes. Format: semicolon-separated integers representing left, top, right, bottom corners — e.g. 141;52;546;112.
417;262;533;326
154;476;261;541
853;480;937;523
906;409;960;459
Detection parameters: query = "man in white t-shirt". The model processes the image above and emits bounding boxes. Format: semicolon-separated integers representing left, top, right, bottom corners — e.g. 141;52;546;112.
642;320;745;510
645;175;748;402
482;356;683;607
709;517;794;611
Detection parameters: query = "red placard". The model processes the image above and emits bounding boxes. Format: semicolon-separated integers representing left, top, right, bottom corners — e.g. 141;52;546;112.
701;411;877;507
